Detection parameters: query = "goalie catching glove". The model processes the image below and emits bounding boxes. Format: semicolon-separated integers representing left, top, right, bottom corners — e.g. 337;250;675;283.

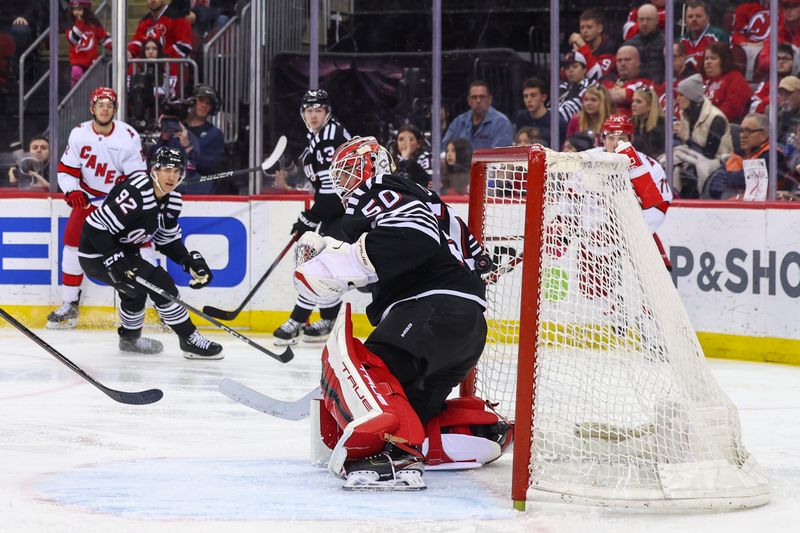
181;250;213;289
294;233;378;305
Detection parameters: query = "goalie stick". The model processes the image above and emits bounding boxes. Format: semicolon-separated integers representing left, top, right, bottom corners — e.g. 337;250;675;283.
0;308;163;405
131;276;294;364
218;377;320;420
203;232;301;321
187;135;288;184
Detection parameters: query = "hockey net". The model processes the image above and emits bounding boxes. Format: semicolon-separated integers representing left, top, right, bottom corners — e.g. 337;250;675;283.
464;145;769;511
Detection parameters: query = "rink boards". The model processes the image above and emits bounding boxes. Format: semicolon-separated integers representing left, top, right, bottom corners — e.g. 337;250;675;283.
0;193;798;364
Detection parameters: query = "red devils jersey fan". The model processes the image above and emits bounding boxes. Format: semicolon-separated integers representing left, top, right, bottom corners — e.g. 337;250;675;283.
293;137;511;491
127;0;193;61
48;87;148;329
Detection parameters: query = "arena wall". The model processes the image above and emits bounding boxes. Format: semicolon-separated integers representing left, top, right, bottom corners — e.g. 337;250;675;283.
0;194;798;365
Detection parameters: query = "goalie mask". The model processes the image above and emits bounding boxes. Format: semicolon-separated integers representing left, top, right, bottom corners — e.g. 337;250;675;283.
329;136;395;204
301;89;332;132
150;146;187;193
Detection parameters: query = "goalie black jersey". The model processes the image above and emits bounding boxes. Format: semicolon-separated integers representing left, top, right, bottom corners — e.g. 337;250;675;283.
302;117;352;222
79;174;189;263
341;174;487;326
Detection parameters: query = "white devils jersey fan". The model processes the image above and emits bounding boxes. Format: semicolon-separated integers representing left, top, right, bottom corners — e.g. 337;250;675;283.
58;90;147;203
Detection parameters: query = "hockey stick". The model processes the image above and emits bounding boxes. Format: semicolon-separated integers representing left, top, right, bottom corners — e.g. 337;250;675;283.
0;308;163;405
218;378;320;420
187;135;287;184
203;232;301;321
131;276;294;363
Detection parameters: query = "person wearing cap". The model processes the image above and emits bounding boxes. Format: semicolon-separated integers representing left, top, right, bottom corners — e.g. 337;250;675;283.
669;73;732;197
777;75;800;146
558;51;591;122
154;84;225;194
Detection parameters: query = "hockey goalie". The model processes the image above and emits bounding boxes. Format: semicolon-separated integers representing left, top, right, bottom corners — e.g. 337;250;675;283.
293;136;512;490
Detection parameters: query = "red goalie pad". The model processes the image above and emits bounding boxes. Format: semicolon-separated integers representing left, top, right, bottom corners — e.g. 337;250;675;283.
321;304;425;461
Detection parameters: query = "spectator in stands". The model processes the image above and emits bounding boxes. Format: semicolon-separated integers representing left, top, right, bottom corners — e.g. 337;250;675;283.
631;86;665;160
392;124;432;189
777;76;800;147
603;45;655;116
512;77;566;148
673;43;698;82
623;0;665;41
750;43;794;113
563;132;595;153
186;1;235;39
730;1;770;46
706;112;790;199
623;4;666;84
514;126;543;146
565;84;613;145
442;80;513;151
127;0;193;63
670;73;733;198
753;2;800;82
156;84;224;194
568;9;618;81
2;1;60;69
441;138;472;195
559;51;591;122
128;38;178;132
679;0;728;71
7;134;49;191
702;42;753;123
66;0;111;87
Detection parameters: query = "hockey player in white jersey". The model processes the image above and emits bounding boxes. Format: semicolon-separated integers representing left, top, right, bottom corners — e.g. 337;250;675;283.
47;87;149;329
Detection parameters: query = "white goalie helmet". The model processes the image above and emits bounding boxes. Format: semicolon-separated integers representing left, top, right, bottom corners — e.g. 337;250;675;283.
329;136;395;204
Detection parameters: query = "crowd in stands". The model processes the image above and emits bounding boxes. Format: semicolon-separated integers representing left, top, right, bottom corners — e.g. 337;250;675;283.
2;1;800;201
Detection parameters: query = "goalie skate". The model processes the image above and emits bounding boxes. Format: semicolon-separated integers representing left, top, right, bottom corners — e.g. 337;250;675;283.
342;444;426;491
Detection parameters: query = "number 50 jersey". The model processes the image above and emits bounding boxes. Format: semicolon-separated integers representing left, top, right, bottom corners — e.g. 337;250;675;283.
341;174;487;326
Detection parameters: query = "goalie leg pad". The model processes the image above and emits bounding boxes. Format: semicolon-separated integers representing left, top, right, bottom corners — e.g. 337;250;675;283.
423;396;513;468
321;304;424;466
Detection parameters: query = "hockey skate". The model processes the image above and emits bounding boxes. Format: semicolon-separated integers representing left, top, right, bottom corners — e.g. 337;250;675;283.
118;328;164;355
342;444;426;491
180;330;224;360
302;319;334;343
273;318;303;346
46;300;79;330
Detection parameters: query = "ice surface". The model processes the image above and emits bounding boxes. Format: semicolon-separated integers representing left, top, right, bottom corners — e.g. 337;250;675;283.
0;327;798;532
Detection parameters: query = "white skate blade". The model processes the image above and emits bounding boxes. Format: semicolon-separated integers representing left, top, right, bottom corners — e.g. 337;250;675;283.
301;334;329;343
273;337;300;346
183;351;224;360
342;470;426;491
425;461;482;471
46;318;78;330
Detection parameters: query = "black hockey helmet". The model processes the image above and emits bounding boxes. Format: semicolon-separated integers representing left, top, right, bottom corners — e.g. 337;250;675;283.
300;89;332;131
150;146;187;191
191;84;220;115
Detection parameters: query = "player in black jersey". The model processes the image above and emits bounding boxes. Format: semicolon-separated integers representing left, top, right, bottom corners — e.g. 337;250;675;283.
273;89;352;346
294;137;507;491
78;147;223;359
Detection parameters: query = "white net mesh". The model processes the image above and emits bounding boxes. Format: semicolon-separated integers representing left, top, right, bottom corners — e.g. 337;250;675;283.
471;147;769;509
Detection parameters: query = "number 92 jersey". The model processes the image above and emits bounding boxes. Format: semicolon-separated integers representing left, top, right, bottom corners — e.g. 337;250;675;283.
341;174;487;326
78;174;189;263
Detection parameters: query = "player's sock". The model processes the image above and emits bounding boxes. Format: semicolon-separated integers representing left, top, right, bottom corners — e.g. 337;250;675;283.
342;443;426;491
118;327;163;355
180;329;223;360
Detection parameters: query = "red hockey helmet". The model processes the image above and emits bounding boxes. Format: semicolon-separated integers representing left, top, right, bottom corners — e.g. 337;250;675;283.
329;136;395;203
90;86;117;107
600;114;634;137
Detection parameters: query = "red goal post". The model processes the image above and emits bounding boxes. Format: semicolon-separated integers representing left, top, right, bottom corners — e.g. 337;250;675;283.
463;145;770;511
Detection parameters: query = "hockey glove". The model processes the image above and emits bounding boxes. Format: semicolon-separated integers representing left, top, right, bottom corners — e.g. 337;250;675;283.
294;234;378;305
65;190;90;209
181;250;213;289
291;210;320;236
103;249;137;295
